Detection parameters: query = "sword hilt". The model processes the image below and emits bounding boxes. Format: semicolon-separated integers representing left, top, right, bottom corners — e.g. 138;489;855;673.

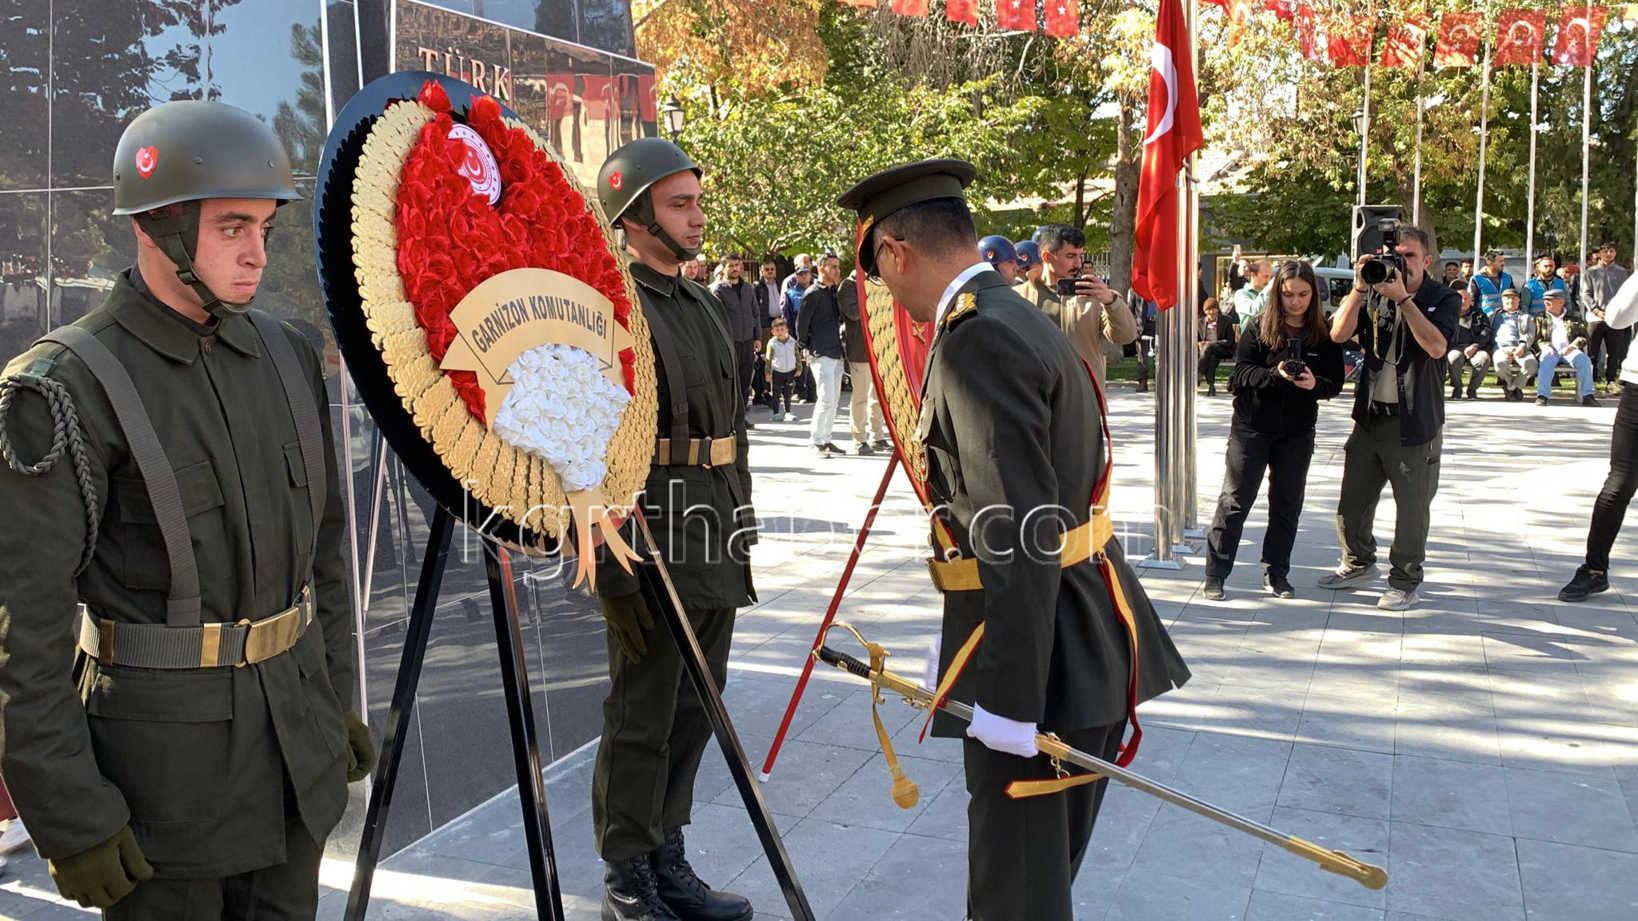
815;645;874;682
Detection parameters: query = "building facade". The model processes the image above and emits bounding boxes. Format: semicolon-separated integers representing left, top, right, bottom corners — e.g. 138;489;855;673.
0;0;653;858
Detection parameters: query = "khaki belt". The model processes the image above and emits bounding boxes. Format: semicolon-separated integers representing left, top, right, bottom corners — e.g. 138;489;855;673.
77;587;313;669
925;511;1114;593
654;435;737;468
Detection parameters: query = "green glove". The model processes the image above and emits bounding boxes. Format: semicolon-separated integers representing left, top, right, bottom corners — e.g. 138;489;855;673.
345;710;377;782
48;826;153;909
600;591;655;664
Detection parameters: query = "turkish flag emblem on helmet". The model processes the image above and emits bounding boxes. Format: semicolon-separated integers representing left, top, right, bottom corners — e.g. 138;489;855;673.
134;145;158;179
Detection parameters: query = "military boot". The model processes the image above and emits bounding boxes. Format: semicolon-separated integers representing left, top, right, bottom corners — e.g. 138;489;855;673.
652;828;754;921
603;855;681;921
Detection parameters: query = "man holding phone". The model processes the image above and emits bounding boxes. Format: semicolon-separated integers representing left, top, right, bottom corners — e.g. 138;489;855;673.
1015;224;1137;388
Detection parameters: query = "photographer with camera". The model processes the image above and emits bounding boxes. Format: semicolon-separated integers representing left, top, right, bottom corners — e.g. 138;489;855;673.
1318;222;1461;611
1017;224;1137;388
1201;261;1345;601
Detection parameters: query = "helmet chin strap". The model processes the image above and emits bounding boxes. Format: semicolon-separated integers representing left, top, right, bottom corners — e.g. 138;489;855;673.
134;201;254;319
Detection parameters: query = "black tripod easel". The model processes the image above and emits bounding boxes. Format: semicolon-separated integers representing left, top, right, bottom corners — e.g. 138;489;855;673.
343;504;817;921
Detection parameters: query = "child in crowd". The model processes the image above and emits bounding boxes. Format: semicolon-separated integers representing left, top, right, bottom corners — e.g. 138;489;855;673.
765;318;799;421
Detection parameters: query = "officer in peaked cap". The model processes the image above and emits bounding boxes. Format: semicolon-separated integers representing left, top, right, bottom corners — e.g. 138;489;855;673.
593;137;755;921
0;99;370;917
837;159;1189;921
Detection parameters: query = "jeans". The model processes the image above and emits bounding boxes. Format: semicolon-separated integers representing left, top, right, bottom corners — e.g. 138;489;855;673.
1585;382;1638;572
1538;349;1594;397
808;355;845;445
1206;422;1315;580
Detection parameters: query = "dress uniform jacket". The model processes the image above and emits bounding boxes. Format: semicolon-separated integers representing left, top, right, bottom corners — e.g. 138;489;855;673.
0;271;352;878
923;271;1188;737
597;262;755;608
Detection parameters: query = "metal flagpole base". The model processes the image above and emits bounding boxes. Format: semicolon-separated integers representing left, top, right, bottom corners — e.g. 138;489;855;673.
1171;542;1200;556
1183;527;1206;540
1138;556;1185;571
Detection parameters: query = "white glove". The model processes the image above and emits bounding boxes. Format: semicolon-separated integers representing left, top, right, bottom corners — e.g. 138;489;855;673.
923;635;943;692
965;702;1039;758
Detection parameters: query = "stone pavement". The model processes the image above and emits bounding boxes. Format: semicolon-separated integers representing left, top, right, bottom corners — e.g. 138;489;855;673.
3;382;1635;921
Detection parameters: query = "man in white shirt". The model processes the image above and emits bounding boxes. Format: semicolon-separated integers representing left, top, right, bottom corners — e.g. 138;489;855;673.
1231;259;1274;322
1535;288;1597;407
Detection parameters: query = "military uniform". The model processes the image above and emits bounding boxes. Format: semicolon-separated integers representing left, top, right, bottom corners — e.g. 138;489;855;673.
838;161;1189;921
591;261;755;861
0;271;353;915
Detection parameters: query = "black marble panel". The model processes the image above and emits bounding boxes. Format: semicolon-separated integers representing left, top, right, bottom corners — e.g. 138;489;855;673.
363;624;435;855
0;194;49;364
576;0;633;58
515;556;611;760
47;189;131;327
0;0;51;190
325;1;361;113
509;39;613;188
208;1;326;176
396;0;514;103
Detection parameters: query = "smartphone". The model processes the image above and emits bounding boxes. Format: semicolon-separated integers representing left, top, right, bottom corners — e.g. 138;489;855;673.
1055;276;1080;297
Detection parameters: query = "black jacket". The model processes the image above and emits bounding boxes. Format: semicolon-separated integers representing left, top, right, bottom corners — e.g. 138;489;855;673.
1450;304;1494;351
796;282;845;360
1348;281;1462;446
708;278;761;343
836;274;870;364
921;271;1189;735
1228;326;1345;436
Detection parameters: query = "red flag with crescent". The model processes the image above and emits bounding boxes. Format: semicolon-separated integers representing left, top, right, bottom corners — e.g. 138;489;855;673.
1380;17;1428;67
1433;12;1484;68
1044;0;1081;37
997;0;1038;31
1328;15;1375;67
1132;0;1203;311
1264;0;1295;24
1295;5;1322;61
1227;0;1257;43
1495;9;1548;66
1553;6;1608;66
946;0;979;25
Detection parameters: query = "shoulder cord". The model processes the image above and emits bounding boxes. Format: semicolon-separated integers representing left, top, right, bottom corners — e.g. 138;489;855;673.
0;375;100;574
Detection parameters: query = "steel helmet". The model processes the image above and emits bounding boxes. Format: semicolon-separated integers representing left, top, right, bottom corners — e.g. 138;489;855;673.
978;235;1018;267
596;138;703;260
112;100;301;317
1015;240;1042;270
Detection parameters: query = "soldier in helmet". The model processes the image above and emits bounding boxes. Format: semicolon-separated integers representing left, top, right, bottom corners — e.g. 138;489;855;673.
976;234;1019;285
0;100;372;917
592;138;755;921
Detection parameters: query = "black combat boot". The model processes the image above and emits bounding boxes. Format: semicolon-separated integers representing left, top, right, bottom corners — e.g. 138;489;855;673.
603;855;681;921
652;828;754;921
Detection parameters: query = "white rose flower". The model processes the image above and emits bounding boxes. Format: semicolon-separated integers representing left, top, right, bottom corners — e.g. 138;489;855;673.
493;343;630;493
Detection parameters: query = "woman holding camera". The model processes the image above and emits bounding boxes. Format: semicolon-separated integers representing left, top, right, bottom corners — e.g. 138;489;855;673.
1203;261;1345;601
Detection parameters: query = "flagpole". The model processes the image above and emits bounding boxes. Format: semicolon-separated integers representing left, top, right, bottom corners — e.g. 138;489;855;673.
1412;52;1426;225
1526;56;1539;270
1578;2;1593;284
1472;28;1492;260
1357;63;1371;208
1180;0;1200;541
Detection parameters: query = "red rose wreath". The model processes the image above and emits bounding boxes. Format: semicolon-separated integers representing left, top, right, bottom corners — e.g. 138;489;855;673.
349;80;656;570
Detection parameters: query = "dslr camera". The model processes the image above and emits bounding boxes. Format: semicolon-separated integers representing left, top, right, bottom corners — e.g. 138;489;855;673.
1352;205;1407;288
1280;338;1307;378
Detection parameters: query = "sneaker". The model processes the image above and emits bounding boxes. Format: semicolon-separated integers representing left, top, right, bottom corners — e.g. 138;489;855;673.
821;442;845;455
1265;574;1295;598
1202;576;1225;601
1558;567;1609;602
1451;385;1462;400
1581;394;1600;407
0;821;29;856
743;420;756;430
782;412;796;422
1317;564;1377;590
855;441;875;456
1377;585;1419;610
872;438;892;452
1535;396;1551;406
814;444;833;458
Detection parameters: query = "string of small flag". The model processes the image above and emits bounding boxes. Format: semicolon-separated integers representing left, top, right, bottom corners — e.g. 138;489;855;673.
838;1;1638;68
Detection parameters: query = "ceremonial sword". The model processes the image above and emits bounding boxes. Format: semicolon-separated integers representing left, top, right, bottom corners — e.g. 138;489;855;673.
813;633;1389;892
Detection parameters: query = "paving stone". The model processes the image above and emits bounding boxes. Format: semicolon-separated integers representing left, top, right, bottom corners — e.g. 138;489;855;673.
1384;822;1525;921
1515;837;1638;921
1503;766;1638;853
1245;890;1386;921
1277;744;1394;819
1252;806;1388;910
1390;755;1512;837
1107;865;1253;921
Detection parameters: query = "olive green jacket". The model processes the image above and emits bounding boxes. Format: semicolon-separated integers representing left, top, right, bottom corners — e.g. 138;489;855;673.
923;271;1189;736
0;271;353;877
596;262;755;609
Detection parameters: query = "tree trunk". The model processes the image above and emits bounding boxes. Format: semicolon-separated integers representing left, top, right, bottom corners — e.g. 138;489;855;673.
1108;101;1140;295
1074;170;1088;230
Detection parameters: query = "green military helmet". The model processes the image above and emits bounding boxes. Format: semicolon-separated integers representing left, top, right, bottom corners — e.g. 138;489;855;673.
597;138;702;260
112;100;301;317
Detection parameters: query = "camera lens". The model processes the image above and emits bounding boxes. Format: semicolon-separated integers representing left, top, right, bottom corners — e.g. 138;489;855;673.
1360;259;1388;286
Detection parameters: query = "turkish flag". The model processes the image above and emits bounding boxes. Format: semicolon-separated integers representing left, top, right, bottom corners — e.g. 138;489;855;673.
1433;12;1484;68
1328;15;1375;67
1264;0;1295;23
946;0;978;25
1044;0;1080;37
1494;9;1548;66
1295;5;1322;61
839;0;878;8
1553;6;1608;66
1380;17;1428;67
1227;0;1257;44
890;0;927;15
1203;0;1231;11
997;0;1037;31
1132;0;1203;311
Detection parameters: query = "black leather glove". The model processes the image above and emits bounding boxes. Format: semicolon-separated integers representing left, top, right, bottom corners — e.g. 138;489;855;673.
345;710;377;782
600;591;655;664
48;826;153;909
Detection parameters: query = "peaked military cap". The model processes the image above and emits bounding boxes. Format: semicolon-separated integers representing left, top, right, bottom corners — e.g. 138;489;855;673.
836;158;977;275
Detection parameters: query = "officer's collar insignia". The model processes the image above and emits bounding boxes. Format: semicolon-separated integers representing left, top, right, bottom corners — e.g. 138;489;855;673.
314;71;656;582
944;292;979;328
